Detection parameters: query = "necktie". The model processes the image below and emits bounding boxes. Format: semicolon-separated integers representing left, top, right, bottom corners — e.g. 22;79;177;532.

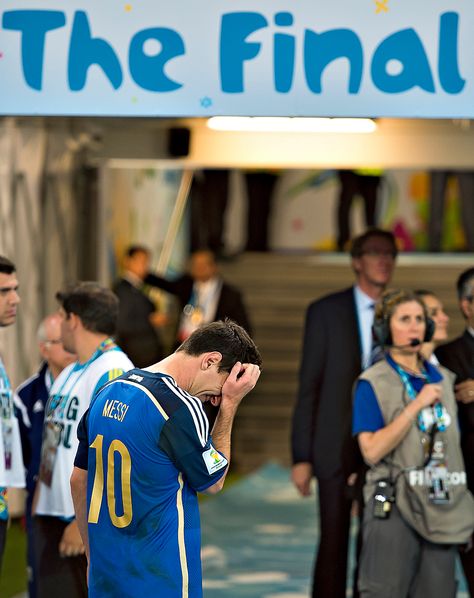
368;304;384;367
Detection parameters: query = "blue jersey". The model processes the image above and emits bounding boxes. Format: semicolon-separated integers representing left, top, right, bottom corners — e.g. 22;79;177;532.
86;369;228;598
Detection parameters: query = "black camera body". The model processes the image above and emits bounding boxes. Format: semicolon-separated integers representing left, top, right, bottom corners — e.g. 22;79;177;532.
373;479;396;519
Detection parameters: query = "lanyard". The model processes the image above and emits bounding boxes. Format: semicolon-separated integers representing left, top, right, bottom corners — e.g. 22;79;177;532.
46;337;115;420
0;359;12;420
392;361;447;432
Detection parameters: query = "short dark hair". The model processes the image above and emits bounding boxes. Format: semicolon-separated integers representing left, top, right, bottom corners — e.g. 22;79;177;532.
350;228;398;258
125;245;150;258
0;256;16;275
457;267;474;300
176;319;262;372
56;282;119;335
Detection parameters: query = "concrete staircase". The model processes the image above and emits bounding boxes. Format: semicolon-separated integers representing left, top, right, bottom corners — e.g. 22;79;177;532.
220;252;473;473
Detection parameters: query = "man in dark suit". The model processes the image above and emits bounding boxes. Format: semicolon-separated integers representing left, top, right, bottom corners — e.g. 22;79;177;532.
435;267;474;596
114;246;167;367
146;249;252;426
291;228;398;598
146;249;251;341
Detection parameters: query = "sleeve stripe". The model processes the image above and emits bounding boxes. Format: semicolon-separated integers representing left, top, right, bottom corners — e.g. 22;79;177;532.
167;378;210;442
13;392;32;428
14;372;40;394
162;378;207;447
168;378;209;444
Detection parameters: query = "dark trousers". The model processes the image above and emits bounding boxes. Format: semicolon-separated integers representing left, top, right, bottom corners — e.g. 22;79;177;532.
0;518;6;574
190;169;229;254
359;502;456;598
26;508;38;598
429;171;474;251
337;171;381;250
313;472;362;598
34;516;87;598
245;172;278;252
460;543;474;597
461;433;474;597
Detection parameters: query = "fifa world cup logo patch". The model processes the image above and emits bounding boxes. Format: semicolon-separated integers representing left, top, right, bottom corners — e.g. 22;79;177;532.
202;445;228;475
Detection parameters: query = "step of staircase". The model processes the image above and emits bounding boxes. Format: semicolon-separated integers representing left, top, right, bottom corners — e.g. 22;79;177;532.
220;252;471;473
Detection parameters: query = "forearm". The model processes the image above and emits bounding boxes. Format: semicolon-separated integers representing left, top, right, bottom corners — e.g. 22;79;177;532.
359;402;419;465
205;361;261;494
211;405;238;462
70;467;89;559
204;406;238;493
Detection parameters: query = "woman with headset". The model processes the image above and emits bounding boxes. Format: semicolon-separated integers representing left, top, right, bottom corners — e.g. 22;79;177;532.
352;289;474;598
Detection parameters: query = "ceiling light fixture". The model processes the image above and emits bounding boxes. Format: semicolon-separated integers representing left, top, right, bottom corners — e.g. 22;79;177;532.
206;117;377;133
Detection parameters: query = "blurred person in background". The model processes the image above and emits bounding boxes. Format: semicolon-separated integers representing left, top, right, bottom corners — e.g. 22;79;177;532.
146;249;251;343
336;170;383;251
33;283;133;598
291;228;397;598
414;290;450;364
353;289;474;597
146;249;252;426
114;245;168;368
14;313;75;597
0;255;24;572
436;267;474;596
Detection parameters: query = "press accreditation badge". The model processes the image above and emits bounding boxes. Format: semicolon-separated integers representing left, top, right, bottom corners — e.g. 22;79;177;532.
178;305;204;342
202;445;228;475
38;421;63;487
425;440;450;505
0;385;13;470
1;420;12;471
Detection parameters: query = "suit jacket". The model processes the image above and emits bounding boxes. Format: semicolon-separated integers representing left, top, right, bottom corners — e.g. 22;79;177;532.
145;273;252;336
113;278;163;368
292;287;363;480
435;330;474;489
14;362;48;506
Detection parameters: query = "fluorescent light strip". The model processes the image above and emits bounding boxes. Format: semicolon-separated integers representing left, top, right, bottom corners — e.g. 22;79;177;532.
207;117;377;133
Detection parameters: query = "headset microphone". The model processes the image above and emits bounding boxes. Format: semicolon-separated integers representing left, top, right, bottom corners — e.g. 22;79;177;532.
392;338;422;349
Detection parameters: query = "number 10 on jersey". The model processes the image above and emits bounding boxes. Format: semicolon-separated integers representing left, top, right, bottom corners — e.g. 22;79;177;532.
88;434;133;528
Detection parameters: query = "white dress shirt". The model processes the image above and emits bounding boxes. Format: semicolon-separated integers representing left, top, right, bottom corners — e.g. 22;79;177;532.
354;285;377;370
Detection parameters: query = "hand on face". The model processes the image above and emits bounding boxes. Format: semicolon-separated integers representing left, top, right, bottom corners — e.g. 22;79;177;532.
220;361;261;408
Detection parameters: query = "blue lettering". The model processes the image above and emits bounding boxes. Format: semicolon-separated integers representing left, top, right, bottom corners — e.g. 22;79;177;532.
129;27;184;92
304;29;363;94
68;11;122;91
2;10;66;91
274;12;294;93
371;28;435;93
220;12;268;93
438;12;464;94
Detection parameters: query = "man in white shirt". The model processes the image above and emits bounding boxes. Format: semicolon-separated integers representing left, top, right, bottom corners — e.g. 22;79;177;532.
34;282;133;598
291;229;398;598
0;255;24;571
14;313;76;598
